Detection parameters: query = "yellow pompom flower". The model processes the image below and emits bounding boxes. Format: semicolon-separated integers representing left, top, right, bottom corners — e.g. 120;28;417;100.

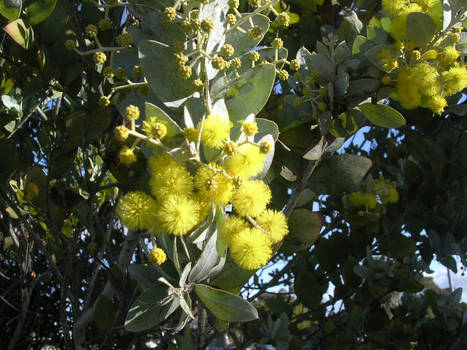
423;49;438;60
220;215;249;246
230;228;272;270
194;166;234;205
143;117;169;139
442;64;467;96
119;146;137;165
256;209;289;243
427;95;447;115
412;63;441;96
397;69;422;109
242;121;258;137
159;194;199;235
348;192;377;210
117;192;157;230
438;46;459;66
149;248;167;265
184;127;199;143
199;113;231;148
232;180;271;217
149;163;194;200
223;143;266;178
382;0;407;17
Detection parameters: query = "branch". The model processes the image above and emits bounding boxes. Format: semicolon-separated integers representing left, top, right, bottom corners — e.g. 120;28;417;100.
73;229;142;347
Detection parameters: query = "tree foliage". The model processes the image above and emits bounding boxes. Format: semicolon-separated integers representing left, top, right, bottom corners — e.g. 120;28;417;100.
1;0;467;349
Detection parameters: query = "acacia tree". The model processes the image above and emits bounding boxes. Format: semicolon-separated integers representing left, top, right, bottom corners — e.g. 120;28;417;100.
1;0;466;349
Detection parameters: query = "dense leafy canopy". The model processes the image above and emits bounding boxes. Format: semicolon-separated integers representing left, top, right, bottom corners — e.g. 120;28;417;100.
1;0;466;349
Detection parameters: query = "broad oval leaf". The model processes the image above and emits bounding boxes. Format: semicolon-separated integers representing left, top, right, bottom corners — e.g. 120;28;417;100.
195;284;258;322
0;0;21;20
309;154;372;194
139;40;195;108
211;63;276;123
405;12;436;47
25;0;57;25
360;103;405;128
125;300;162;332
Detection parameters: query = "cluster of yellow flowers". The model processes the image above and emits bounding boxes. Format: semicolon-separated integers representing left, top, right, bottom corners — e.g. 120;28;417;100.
379;0;467;114
348;177;399;215
115;111;288;271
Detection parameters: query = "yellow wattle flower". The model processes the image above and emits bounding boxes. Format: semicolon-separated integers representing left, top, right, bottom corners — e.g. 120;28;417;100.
223;143;265;178
199;113;231;148
117;191;158;230
442;64;467;96
396;68;422;110
438;46;459;66
230;228;272;270
194;166;234;205
231;180;271;217
149;159;194;200
149;248;167;265
256;209;289;244
159;194;199;236
426;95;447;115
220;215;249;246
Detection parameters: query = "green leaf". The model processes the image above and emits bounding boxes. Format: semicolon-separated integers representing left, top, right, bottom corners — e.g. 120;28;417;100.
128;264;162;290
139;40;194;108
136;283;168;307
296;47;333;84
438;255;458;273
125;300;162;332
224;13;270;56
405;12;436;47
360;103;406;128
0;0;21;20
4;19;34;49
195;284;259;322
189;229;225;283
94;295;117;333
25;0;57;25
285;209;322;249
309;154;372;194
386;234;417;258
336;10;363;44
211;63;276;123
329;109;364;138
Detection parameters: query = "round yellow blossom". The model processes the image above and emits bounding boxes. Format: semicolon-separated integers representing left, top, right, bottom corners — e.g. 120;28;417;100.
289;59;300;71
159;194;199;236
249;51;260;62
438;46;459;66
423;49;438;60
144;117;168;139
223;141;238;155
230;228;272;270
412;63;441;96
184;127;199;143
259;141;272;154
397;68;422;109
149;248;167;265
242;121;258;136
442;64;467;96
223;143;266;178
114;125;129;141
384;58;398;71
199;113;231;148
382;75;392;85
232;180;271;217
256;209;289;243
231;58;242;69
220;215;249;246
410;50;421;61
348;192;377;210
126;105;140;120
194;166;234;205
149;162;194;200
119;146;137;165
382;0;407;17
317;102;327;112
93;52;107;65
426;95;447;115
117;191;157;230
